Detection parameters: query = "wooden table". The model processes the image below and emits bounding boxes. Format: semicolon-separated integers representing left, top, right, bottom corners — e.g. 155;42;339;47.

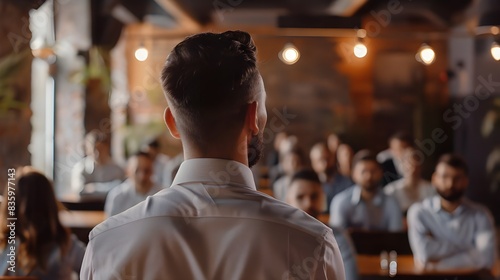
59;210;106;243
59;194;106;211
357;254;499;279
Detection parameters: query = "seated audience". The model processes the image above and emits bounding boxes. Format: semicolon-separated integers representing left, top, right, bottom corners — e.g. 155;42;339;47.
286;169;359;280
310;142;353;211
377;131;413;186
384;148;435;215
329;150;403;232
407;154;496;271
272;147;304;201
337;143;354;178
144;138;170;187
105;152;162;217
71;130;125;199
0;167;86;279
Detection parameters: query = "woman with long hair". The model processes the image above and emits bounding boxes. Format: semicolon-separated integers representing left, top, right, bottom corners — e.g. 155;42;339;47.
0;166;85;279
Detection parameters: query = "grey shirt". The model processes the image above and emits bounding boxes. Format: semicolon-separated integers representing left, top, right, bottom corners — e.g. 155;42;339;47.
407;196;496;270
329;185;403;232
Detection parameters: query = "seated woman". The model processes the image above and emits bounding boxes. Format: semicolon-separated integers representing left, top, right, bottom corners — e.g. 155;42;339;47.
0;166;86;279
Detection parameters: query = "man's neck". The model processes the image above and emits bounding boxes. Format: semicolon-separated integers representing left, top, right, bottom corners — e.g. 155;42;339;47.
360;187;378;202
182;142;249;167
94;155;110;165
136;182;153;195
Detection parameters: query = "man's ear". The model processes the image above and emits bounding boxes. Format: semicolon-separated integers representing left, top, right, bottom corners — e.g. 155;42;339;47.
164;107;180;139
246;101;259;136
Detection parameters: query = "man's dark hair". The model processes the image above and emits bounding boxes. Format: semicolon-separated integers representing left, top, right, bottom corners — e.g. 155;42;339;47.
290;169;321;185
160;31;259;146
436;153;468;175
352;149;380;169
85;130;110;147
147;139;160;149
389;131;413;146
132;151;153;161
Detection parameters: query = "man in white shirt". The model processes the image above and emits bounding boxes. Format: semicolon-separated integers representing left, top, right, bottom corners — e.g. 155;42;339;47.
407;154;496;271
105;152;162;217
144;138;170;187
71;130;125;200
81;31;345;280
384;148;435;215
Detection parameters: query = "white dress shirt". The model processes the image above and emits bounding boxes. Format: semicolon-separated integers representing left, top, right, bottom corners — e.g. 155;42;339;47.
407;196;497;270
81;158;345;280
384;178;435;213
104;179;162;217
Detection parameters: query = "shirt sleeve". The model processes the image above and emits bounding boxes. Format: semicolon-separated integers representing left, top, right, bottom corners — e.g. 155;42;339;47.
67;234;86;274
473;209;497;269
80;239;94;280
317;231;346;280
329;195;347;228
332;228;359;280
104;190;115;217
435;208;497;270
386;196;403;232
407;204;465;265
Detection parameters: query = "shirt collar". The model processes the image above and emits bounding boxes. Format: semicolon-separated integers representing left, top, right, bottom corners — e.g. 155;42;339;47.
351;185;384;206
172;158;256;191
430;195;467;215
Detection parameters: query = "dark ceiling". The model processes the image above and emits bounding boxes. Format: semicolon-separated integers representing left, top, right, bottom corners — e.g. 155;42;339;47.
15;0;500;47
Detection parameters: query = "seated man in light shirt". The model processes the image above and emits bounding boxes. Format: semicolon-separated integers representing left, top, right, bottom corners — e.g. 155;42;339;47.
71;130;125;200
407;154;496;271
105;152;162;217
286;169;358;280
384;148;435;215
143;138;170;187
329;150;403;232
81;31;345;280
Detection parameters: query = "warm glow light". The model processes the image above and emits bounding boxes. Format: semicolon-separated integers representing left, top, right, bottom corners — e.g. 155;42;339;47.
353;42;367;58
491;42;500;61
416;44;435;65
135;46;148;61
279;44;300;65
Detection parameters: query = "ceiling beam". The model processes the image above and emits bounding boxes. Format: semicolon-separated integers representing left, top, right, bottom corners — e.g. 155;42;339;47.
154;0;200;32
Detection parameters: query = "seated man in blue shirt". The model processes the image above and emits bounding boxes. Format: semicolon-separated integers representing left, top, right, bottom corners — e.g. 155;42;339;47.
329;150;403;232
407;154;496;271
286;169;358;280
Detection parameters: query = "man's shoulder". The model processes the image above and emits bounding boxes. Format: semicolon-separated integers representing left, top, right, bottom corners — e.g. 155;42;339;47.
463;199;494;219
407;196;434;219
107;180;132;196
90;185;331;242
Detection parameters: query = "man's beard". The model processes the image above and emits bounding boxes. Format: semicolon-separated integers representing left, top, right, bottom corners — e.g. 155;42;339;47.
437;188;465;203
247;132;264;168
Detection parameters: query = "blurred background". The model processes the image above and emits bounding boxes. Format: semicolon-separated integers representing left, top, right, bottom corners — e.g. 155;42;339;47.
1;0;499;224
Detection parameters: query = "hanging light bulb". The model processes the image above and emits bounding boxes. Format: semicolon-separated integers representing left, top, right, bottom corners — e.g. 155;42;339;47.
135;43;148;62
416;43;435;65
279;43;300;65
491;41;500;61
354;41;367;58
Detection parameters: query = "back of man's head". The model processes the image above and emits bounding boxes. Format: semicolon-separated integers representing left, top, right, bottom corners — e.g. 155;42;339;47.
161;31;259;146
